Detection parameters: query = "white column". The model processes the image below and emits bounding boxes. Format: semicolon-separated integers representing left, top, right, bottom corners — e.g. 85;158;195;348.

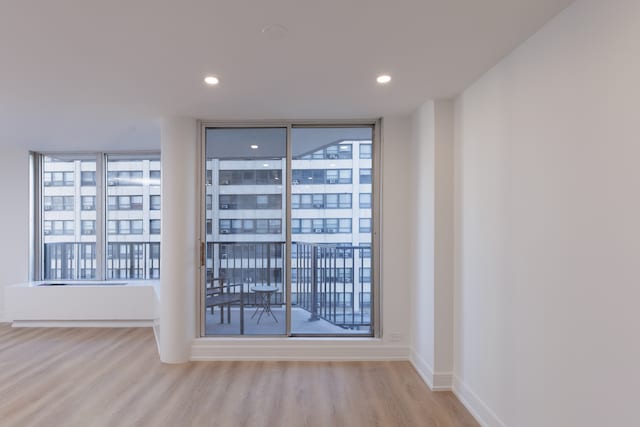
159;117;198;363
410;100;454;388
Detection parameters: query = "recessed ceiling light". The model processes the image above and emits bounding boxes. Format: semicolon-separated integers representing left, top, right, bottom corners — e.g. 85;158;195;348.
263;163;269;167
204;76;219;85
376;74;391;84
250;144;259;149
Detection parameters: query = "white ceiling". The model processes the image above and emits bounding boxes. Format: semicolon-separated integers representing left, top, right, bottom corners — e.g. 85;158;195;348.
0;0;574;150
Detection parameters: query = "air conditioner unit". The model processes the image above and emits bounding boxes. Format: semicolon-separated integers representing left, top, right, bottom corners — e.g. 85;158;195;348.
312;203;323;208
44;230;51;235
292;179;300;185
327;228;337;233
222;180;231;185
314;228;323;233
221;204;229;209
107;180;117;186
220;229;230;234
44;206;52;211
327;178;337;184
327;154;339;159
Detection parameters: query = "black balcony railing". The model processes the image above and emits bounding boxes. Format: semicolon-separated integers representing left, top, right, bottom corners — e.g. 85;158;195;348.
205;241;371;330
206;241;285;306
43;242;160;280
293;242;371;329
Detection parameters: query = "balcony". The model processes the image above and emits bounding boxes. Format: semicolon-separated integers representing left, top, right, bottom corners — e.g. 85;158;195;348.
205;241;372;336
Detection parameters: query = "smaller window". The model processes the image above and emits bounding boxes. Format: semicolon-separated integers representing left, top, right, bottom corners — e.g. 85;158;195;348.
338;169;352;184
359;143;372;159
150;195;161;210
359;169;372;184
150;170;161;185
131;220;143;234
81;196;95;210
81;171;96;186
359;218;372;233
150;219;161;235
337;143;352;159
359;193;371;209
339;219;351;233
338;194;351;208
81;220;96;235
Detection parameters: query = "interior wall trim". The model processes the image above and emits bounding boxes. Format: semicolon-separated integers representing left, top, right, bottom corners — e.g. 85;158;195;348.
191;339;408;361
452;374;507;427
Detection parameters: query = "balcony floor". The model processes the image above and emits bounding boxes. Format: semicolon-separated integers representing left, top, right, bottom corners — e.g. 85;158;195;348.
205;306;370;336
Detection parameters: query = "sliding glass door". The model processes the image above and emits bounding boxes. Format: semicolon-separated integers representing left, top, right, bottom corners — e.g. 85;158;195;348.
202;124;376;337
203;128;287;335
290;127;373;335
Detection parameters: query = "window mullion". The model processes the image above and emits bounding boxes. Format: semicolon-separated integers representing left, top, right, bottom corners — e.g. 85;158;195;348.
95;153;105;280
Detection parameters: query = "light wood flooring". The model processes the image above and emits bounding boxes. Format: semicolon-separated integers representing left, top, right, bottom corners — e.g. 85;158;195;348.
0;324;479;427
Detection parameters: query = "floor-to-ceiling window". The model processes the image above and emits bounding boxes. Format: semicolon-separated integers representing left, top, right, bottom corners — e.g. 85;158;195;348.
201;123;378;337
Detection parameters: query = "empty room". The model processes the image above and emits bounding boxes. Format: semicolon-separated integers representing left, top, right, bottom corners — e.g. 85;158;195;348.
1;0;638;426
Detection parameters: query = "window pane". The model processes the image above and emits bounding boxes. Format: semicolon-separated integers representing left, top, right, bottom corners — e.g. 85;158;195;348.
106;154;161;280
291;127;374;336
204;127;287;336
42;155;96;280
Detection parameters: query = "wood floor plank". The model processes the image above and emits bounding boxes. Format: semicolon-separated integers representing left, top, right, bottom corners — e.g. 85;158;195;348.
0;324;479;427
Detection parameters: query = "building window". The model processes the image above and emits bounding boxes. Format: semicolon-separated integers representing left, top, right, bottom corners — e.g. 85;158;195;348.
43;220;74;235
359;193;371;208
150;170;161;184
150;219;161;235
44;196;74;211
291;218;351;234
219;169;282;185
43;171;74;186
150;195;161;210
34;152;161;281
81;196;95;210
291;169;353;185
359;169;372;184
218;219;281;234
359;143;372;159
219;194;281;210
359;218;371;233
81;220;96;235
107;170;143;186
81;171;96;186
291;193;352;209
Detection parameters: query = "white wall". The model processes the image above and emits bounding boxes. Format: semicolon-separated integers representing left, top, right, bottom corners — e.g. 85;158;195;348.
159;117;198;363
453;0;640;425
411;102;436;377
0;147;30;321
380;116;413;345
410;101;455;388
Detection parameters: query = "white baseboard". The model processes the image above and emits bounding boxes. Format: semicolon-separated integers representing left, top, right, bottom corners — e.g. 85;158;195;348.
409;349;453;391
191;339;409;361
452;375;506;427
152;320;161;355
11;320;156;328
